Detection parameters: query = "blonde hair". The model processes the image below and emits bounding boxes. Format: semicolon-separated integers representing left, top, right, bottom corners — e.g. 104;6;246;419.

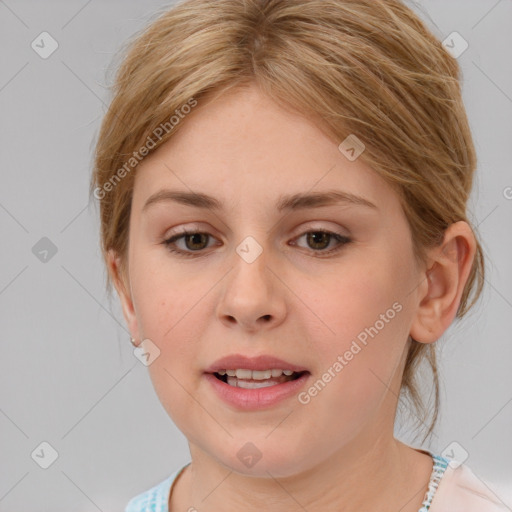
90;0;485;443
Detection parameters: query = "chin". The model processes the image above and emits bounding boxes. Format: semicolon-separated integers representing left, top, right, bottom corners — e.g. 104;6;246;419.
212;438;310;479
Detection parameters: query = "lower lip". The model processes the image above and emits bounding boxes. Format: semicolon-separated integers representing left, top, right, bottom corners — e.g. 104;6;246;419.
204;372;310;410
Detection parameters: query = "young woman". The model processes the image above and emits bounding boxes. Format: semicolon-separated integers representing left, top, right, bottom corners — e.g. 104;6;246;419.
91;1;507;510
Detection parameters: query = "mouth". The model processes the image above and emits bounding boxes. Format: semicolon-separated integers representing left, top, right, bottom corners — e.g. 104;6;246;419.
211;369;309;389
203;354;311;408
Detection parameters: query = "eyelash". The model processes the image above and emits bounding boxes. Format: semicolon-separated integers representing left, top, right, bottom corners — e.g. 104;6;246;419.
162;229;352;258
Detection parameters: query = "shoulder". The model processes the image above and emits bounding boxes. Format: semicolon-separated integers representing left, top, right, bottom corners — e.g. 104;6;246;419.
124;468;181;512
431;459;510;512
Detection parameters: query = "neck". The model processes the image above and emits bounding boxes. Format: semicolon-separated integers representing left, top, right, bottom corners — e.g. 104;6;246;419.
173;432;432;512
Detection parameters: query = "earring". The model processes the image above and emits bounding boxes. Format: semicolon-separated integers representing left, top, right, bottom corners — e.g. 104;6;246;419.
130;337;138;347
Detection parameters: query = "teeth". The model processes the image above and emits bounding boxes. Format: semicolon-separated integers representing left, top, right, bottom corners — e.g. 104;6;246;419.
235;369;253;379
226;375;293;389
233;378;278;389
251;369;272;379
217;369;297;380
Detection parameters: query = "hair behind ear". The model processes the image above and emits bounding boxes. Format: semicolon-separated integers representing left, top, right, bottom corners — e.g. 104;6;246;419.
400;340;440;444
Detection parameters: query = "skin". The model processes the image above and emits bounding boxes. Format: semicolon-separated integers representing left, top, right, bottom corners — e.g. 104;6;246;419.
109;82;476;512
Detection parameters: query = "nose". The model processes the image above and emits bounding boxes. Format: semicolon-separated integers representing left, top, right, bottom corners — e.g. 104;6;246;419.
215;241;287;333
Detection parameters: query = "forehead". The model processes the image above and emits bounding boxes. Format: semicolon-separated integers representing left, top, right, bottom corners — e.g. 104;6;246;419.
132;84;396;214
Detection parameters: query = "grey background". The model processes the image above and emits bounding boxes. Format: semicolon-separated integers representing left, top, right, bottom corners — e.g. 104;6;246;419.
0;0;511;510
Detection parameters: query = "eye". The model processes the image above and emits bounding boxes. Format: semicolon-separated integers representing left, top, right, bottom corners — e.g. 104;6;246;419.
291;230;351;256
163;229;216;256
162;228;351;258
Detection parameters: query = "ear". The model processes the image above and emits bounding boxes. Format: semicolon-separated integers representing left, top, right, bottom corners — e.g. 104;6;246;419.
409;221;477;344
107;249;140;344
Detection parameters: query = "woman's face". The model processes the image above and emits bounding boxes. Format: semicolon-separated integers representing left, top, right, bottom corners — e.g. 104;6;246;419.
118;83;427;477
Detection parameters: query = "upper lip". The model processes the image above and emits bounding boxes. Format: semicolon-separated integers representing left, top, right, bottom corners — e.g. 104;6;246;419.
205;354;309;373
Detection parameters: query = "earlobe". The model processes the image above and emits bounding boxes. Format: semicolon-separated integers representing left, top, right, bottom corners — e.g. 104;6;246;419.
409;221;476;344
107;249;139;340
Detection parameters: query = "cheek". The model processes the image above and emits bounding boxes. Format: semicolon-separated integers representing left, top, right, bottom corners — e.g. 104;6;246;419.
130;244;207;338
298;251;413;403
128;253;211;408
130;264;211;433
301;254;409;346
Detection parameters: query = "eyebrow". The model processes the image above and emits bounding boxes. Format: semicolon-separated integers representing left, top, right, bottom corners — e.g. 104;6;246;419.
142;189;377;213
